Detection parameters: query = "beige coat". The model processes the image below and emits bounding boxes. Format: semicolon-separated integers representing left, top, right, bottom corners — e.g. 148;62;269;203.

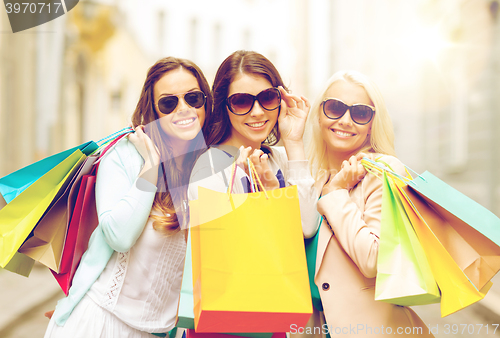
312;155;433;338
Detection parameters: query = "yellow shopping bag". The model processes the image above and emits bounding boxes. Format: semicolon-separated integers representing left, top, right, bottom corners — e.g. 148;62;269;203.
190;163;312;333
0;149;86;268
18;155;93;272
394;180;492;317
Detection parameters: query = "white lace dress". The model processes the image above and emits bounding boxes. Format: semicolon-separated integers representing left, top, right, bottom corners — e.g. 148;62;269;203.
45;216;186;338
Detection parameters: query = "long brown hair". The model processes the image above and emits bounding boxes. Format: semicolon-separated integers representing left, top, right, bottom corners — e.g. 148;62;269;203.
206;50;287;147
131;57;212;232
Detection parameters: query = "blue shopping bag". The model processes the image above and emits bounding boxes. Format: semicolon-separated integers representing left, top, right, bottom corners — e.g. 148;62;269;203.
0;141;97;204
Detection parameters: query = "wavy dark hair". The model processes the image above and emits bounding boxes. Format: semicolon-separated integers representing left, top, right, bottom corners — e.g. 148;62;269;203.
205;50;288;147
131;57;212;232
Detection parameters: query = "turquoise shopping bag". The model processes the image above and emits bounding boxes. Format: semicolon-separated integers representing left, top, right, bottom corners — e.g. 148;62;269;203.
407;172;500;247
0;141;97;203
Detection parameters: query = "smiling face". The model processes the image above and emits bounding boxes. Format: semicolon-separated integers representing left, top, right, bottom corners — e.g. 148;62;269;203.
223;73;279;149
153;68;205;150
320;80;373;160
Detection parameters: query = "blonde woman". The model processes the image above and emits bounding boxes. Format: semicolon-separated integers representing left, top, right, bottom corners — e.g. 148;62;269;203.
305;70;433;338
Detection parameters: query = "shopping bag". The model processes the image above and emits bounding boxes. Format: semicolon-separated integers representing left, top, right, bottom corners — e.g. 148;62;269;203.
191;182;312;333
51;130;132;294
0;141;97;204
304;214;323;311
1;172;35;277
51;166;99;294
1;252;34;277
375;172;440;306
178;228;196;330
178;216;277;338
0;149;87;268
394;179;492;316
17;156;91;271
185;330;286;338
363;158;500;290
406;173;500;289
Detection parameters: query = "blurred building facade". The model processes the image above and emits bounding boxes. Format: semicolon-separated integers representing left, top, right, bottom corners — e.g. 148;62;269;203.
0;1;151;174
0;0;298;172
417;0;500;216
299;0;500;216
0;7;37;175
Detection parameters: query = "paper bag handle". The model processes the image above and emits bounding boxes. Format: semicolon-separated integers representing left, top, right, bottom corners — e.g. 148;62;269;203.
227;158;269;199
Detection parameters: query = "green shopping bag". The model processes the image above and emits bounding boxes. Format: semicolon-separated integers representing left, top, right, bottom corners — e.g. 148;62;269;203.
304;213;323;311
0;149;87;268
0;141;97;204
375;172;440;306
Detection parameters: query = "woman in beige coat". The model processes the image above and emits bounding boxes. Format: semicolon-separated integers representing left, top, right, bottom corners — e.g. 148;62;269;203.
303;70;434;338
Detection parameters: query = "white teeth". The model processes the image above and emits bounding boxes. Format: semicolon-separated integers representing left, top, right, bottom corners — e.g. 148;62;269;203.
334;130;355;137
175;118;195;125
248;121;266;128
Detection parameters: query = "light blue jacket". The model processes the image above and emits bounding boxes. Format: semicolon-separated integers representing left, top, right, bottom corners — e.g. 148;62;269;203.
53;138;157;326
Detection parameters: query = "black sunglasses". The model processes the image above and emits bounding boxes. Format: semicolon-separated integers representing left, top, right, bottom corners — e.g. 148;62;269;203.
322;98;375;125
226;88;281;115
156;90;206;115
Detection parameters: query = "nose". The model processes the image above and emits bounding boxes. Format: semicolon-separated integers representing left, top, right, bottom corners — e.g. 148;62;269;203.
338;109;353;126
249;100;265;118
175;96;191;114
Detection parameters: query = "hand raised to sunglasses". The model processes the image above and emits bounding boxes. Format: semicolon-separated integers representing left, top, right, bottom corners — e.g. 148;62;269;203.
277;86;310;161
235;146;280;191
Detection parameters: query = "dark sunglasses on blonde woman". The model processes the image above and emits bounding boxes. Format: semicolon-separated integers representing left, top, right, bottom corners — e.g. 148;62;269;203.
322;98;375;125
226;87;281;115
156;90;206;115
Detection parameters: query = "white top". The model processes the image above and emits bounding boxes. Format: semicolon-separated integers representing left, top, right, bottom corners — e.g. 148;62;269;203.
87;215;185;333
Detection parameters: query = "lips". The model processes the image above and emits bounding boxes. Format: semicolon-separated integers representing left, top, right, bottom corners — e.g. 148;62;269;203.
331;129;356;137
246;121;267;128
173;117;196;126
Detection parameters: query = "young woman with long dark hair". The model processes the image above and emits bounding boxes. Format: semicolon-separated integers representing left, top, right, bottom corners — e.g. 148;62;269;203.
44;57;212;338
188;50;318;237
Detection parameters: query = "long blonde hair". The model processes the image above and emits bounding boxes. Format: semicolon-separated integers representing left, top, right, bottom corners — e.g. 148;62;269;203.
307;70;396;180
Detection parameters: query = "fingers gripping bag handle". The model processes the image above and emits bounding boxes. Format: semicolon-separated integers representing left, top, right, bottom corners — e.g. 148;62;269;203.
361;157;414;185
226;158;269;199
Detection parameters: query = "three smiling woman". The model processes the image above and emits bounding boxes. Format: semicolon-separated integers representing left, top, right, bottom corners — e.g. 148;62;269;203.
44;51;431;338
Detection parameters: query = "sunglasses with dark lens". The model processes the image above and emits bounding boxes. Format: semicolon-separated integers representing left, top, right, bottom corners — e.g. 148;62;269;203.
322;98;375;125
226;87;281;115
156;90;206;115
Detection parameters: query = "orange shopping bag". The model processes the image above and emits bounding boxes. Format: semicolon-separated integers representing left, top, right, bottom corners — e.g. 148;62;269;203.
190;162;312;333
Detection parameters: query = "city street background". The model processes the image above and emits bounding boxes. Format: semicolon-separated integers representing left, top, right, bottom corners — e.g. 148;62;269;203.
1;0;500;336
